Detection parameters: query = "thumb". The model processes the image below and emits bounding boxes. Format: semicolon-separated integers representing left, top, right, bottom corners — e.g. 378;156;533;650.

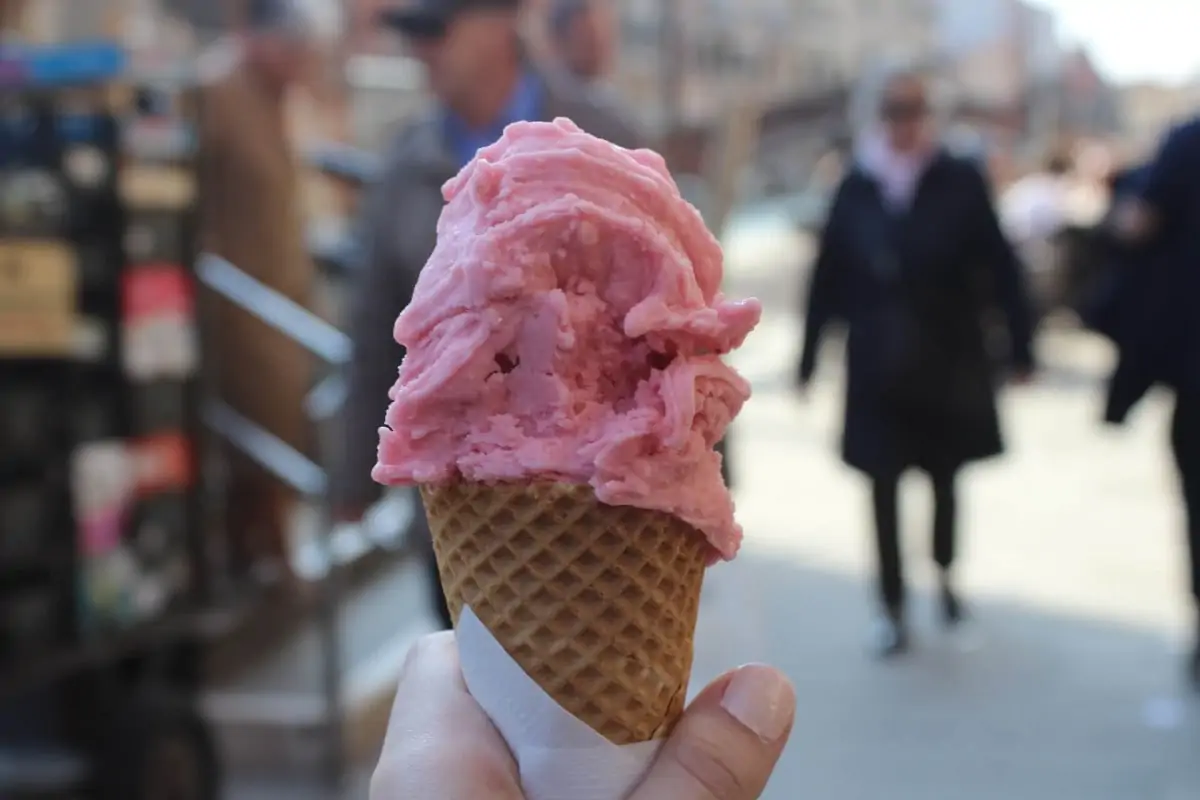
630;664;796;800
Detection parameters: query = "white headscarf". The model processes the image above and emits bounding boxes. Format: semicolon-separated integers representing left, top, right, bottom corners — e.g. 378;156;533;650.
855;128;936;212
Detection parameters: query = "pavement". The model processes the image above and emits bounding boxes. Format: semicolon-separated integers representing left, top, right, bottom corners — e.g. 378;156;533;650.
234;212;1200;798
700;313;1200;800
700;218;1200;799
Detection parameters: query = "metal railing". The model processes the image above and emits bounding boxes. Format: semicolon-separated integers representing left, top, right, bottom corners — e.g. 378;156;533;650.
195;252;347;787
291;144;386;426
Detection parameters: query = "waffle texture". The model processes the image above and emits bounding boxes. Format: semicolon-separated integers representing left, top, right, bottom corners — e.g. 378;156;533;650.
421;480;708;745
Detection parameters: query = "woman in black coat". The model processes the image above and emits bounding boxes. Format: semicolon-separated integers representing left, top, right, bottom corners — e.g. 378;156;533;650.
1108;119;1200;687
798;71;1035;658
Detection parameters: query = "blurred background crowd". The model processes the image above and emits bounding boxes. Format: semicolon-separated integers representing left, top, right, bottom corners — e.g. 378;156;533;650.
3;0;1200;797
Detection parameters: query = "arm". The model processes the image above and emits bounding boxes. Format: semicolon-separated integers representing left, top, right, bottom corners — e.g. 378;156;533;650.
968;165;1035;372
797;186;845;385
331;168;421;516
1114;122;1195;241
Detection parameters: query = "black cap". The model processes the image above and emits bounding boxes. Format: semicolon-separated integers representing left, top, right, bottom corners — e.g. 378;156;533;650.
379;0;520;38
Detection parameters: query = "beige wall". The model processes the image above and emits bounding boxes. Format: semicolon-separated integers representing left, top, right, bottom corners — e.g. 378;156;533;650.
1121;82;1200;151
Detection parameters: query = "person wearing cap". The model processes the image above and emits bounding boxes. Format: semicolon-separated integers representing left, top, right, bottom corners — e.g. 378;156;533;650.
546;0;617;85
334;0;642;630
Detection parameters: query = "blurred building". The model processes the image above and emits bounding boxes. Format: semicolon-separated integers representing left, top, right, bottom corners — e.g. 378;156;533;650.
1058;47;1124;140
1016;0;1062;151
935;0;1023;104
604;0;940;133
338;0;942;165
928;0;1127;172
1121;79;1200;154
935;0;1066;167
607;0;788;132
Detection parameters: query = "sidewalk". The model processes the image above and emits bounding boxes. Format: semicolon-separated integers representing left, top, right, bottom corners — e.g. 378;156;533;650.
699;308;1200;799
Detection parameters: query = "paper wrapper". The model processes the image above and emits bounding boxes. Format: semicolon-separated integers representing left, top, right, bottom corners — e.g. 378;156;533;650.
422;481;709;800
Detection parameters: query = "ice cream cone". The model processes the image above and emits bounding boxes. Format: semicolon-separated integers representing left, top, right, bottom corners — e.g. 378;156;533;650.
420;480;709;745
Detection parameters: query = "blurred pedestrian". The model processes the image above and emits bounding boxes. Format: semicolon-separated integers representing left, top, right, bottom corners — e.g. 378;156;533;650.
1000;152;1073;317
1001;152;1072;244
546;0;616;85
334;0;640;631
1108;118;1200;687
193;0;321;580
797;69;1035;659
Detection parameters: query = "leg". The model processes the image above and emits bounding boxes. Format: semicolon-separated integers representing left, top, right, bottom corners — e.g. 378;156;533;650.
930;469;965;625
871;474;904;615
1171;395;1200;604
930;469;958;571
869;473;910;658
1169;393;1200;684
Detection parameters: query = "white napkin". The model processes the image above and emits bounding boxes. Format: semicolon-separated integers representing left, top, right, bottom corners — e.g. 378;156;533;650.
457;606;664;800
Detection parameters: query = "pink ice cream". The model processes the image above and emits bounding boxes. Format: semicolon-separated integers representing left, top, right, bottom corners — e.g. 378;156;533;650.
372;118;761;560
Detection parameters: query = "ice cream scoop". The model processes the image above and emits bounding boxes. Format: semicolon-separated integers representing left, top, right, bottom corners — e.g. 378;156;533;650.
373;117;760;559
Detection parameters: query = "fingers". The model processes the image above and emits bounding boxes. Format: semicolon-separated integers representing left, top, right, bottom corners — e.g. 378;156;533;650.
631;664;796;800
370;632;522;799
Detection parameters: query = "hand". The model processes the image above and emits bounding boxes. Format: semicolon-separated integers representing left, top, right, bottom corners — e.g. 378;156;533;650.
1010;368;1034;386
1111;198;1156;241
371;632;796;800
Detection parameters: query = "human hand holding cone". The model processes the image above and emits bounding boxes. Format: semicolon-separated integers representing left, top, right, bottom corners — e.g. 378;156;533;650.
373;119;761;798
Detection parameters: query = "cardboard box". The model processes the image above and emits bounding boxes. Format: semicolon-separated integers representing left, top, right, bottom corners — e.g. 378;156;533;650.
0;239;78;356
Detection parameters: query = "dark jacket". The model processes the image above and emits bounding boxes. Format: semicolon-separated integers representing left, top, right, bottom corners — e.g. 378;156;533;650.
799;150;1034;477
1078;166;1151;345
334;74;641;511
1095;120;1200;423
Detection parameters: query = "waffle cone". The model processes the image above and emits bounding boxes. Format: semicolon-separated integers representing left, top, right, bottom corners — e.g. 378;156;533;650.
420;480;708;745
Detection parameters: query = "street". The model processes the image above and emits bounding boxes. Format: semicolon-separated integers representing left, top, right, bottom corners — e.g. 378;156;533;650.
701;316;1197;800
694;222;1200;799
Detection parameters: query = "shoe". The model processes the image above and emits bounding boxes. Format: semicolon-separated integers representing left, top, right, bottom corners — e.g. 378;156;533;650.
939;578;965;628
870;612;910;660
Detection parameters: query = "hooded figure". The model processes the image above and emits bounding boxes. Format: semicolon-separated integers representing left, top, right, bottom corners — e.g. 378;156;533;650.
798;69;1035;658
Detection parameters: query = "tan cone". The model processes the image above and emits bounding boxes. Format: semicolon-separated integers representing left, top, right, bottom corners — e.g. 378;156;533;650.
420;481;708;745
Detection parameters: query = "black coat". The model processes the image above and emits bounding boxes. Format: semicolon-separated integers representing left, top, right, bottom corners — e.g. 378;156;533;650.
799;151;1035;477
1089;121;1200;422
